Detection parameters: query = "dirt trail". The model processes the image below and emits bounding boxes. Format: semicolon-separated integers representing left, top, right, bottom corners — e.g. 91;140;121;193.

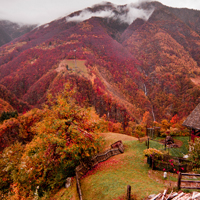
100;132;137;141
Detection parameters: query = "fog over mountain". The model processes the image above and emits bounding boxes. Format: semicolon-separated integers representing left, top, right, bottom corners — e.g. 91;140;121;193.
66;3;154;24
0;0;200;25
0;0;200;123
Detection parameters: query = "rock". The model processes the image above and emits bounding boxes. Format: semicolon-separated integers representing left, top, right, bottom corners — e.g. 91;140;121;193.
65;177;72;188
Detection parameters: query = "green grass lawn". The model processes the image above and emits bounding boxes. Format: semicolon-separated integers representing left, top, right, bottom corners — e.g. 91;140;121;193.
52;134;190;200
66;59;89;77
80;140;166;200
170;136;189;157
149;136;190;157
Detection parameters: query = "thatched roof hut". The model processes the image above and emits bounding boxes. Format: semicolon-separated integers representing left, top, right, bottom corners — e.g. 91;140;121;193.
182;103;200;130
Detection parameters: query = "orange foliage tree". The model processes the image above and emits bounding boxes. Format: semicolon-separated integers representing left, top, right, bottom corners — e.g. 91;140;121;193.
0;84;104;198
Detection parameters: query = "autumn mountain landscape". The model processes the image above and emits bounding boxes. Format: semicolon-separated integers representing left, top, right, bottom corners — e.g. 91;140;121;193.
1;0;200;199
1;1;200;123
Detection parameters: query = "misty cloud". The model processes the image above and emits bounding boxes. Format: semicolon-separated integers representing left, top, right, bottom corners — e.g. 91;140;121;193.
66;9;115;23
0;0;200;25
119;4;154;24
66;3;154;24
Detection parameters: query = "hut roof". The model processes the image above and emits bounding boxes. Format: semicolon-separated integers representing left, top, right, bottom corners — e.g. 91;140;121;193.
182;103;200;130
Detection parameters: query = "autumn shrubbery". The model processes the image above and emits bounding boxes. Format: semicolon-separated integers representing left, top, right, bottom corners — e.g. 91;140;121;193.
189;138;200;169
124;114;190;138
0;85;104;199
143;148;164;156
158;116;190;137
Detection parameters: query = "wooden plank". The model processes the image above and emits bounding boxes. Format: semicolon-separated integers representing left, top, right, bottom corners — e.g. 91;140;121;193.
169;192;178;199
172;192;184;200
182;173;200;176
150;193;161;200
193;192;200;199
181;186;200;190
181;180;200;183
161;189;167;200
178;193;190;200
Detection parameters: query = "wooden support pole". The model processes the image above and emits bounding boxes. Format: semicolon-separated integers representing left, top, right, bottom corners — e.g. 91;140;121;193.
76;172;83;200
127;185;131;200
177;172;182;190
147;137;149;149
152;154;155;170
146;125;147;136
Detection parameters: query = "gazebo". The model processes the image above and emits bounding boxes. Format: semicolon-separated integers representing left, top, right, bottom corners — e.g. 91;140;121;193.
182;103;200;141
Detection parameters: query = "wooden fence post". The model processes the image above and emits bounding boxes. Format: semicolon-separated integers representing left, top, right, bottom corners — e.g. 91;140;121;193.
127;185;131;200
177;172;182;190
152;154;155;170
76;172;83;200
147;137;149;149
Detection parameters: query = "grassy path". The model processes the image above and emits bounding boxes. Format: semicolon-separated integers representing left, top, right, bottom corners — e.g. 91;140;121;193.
52;132;169;200
80;133;165;200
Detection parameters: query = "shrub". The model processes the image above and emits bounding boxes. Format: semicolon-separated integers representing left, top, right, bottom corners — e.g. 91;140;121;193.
188;137;200;166
143;148;163;156
134;124;146;138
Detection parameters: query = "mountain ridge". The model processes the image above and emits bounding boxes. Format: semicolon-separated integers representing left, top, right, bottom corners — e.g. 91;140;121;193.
0;1;200;123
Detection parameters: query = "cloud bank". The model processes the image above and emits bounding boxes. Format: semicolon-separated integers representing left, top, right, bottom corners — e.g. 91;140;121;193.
0;0;200;25
66;3;154;25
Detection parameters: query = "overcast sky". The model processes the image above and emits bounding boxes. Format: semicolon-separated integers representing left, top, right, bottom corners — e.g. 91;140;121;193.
0;0;200;25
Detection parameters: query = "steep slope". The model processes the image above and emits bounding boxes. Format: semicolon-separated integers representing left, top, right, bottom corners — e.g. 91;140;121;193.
148;8;200;66
0;1;200;123
122;2;200;120
0;14;150;123
164;6;200;36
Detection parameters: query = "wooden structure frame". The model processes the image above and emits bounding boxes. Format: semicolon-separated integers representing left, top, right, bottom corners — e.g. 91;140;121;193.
182;103;200;141
177;172;200;190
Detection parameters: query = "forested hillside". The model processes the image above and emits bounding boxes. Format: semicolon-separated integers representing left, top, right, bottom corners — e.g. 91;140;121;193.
0;1;200;124
0;1;200;198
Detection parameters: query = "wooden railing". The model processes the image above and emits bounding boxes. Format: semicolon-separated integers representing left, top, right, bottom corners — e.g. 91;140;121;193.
75;140;124;200
150;154;193;173
177;172;200;190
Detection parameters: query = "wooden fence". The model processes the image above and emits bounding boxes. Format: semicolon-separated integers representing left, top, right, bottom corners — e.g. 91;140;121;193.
75;140;124;200
149;154;193;173
146;127;161;139
177;172;200;190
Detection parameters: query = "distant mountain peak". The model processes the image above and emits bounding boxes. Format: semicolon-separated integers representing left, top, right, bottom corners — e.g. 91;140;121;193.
0;20;37;47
